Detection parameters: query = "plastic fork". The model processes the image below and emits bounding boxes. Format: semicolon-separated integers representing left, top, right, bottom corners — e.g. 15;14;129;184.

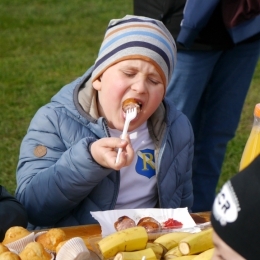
115;107;137;164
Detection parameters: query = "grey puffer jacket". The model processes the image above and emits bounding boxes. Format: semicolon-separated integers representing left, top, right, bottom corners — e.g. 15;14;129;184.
15;67;194;229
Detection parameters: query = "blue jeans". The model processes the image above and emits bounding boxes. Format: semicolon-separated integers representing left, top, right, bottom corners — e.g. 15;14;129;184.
166;39;260;212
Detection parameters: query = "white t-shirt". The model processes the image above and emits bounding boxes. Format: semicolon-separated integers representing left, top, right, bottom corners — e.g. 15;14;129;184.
109;122;158;209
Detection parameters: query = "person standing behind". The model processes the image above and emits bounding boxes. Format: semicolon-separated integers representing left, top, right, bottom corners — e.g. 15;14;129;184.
134;0;260;212
0;185;28;241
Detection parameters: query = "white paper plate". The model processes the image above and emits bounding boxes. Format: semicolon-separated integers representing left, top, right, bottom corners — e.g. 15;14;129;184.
91;207;196;237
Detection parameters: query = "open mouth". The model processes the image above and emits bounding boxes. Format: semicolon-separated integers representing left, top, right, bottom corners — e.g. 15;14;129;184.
122;98;142;113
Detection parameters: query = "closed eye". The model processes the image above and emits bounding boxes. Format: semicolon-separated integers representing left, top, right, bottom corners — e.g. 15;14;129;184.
122;69;137;77
124;72;135;77
149;77;161;85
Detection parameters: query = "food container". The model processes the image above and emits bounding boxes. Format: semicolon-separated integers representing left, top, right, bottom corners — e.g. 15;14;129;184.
56;237;91;260
89;208;211;260
5;232;35;253
90;207;197;237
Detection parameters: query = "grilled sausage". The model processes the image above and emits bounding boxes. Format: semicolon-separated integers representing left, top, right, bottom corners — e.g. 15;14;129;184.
114;216;136;231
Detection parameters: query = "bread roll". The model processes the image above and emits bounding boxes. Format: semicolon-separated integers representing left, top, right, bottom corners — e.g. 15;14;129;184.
19;242;51;260
0;252;21;260
2;227;31;245
0;243;10;254
55;240;67;254
36;228;66;252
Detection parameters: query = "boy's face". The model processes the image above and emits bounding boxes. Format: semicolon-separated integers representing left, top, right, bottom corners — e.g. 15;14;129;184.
92;59;164;131
211;230;246;260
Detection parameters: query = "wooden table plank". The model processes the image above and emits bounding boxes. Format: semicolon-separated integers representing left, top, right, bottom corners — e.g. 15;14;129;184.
190;211;211;223
58;224;101;248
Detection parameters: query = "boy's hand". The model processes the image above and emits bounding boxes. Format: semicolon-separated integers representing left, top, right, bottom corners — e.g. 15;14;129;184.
90;135;134;170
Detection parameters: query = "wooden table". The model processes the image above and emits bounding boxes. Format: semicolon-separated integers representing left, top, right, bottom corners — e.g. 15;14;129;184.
44;211;211;249
190;211;211;223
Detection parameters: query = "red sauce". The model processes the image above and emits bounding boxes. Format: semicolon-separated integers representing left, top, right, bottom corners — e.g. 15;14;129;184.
163;218;183;229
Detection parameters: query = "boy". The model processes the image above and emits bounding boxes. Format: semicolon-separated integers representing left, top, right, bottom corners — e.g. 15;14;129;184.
211;155;260;259
15;15;194;229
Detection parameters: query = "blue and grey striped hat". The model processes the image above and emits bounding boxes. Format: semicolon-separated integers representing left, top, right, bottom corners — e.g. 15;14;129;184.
91;15;176;93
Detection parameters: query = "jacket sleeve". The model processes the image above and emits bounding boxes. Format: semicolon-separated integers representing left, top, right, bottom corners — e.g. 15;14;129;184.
15;106;112;226
177;0;220;48
0;185;28;241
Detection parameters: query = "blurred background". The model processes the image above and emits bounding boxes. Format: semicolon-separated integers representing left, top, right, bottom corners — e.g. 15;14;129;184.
0;0;259;195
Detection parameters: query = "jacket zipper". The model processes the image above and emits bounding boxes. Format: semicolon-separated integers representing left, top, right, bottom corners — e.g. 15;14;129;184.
102;119;120;209
156;125;168;208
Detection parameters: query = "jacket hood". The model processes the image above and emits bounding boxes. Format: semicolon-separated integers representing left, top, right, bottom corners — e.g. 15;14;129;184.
51;67;98;123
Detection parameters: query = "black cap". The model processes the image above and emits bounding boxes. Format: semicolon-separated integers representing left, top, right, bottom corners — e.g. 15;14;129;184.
211;155;260;260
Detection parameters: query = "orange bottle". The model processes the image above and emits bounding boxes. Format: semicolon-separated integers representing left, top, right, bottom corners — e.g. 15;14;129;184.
239;103;260;171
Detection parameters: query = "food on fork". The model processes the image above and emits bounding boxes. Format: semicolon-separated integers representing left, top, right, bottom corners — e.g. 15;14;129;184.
122;98;141;113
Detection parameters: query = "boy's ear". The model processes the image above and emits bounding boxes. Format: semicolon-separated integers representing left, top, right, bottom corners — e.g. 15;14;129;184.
92;77;102;91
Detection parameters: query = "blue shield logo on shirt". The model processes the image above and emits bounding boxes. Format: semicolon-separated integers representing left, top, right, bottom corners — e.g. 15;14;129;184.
135;149;155;178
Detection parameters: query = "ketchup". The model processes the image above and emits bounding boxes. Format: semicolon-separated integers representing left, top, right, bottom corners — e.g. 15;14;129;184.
163;218;183;229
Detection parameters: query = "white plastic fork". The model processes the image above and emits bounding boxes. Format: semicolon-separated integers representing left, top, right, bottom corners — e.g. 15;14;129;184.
115;107;137;164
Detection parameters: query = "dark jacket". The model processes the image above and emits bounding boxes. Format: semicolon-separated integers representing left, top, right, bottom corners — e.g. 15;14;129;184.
134;0;260;50
15;67;194;230
0;185;28;241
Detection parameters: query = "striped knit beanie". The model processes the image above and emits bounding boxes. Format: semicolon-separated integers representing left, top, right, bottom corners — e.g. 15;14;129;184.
91;15;176;94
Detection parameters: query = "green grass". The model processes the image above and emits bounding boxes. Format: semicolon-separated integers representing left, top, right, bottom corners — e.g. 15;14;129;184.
0;0;133;194
0;0;259;196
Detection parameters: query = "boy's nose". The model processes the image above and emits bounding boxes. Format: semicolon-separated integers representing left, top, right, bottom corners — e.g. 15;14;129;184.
131;80;146;93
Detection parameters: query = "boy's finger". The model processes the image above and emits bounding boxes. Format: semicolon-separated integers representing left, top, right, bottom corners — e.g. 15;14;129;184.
105;137;128;148
124;134;131;143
